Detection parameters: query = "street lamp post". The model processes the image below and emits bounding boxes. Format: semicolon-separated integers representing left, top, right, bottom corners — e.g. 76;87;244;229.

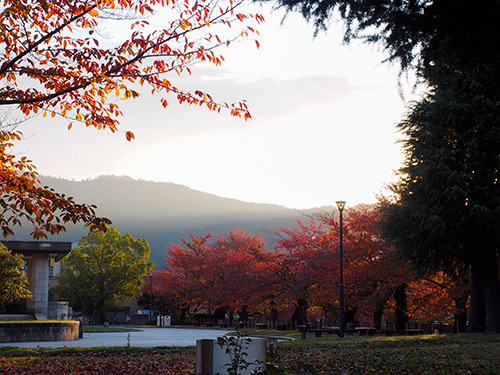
336;200;346;338
149;273;153;321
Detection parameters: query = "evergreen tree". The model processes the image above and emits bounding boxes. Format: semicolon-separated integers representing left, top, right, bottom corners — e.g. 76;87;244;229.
379;70;500;332
269;0;500;75
269;0;500;332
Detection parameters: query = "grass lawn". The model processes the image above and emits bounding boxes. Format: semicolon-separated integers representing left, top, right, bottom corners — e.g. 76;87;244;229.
277;332;500;374
0;332;498;374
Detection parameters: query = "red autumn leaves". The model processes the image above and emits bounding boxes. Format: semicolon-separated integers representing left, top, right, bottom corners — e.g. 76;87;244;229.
148;207;459;325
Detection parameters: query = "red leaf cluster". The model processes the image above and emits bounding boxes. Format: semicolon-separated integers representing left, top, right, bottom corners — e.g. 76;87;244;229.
0;0;264;135
148;208;463;326
0;131;111;239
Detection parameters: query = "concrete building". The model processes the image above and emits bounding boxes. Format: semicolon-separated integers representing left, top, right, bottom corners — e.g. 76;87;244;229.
3;241;72;320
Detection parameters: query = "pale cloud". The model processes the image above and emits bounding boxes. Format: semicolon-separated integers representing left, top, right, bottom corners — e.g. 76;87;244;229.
16;3;409;209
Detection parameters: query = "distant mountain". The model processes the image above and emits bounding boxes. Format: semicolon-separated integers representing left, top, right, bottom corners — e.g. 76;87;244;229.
11;176;332;266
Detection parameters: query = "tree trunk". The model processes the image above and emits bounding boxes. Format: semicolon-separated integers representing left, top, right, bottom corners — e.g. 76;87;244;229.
238;305;249;328
466;261;486;332
291;298;308;327
373;309;383;330
271;307;278;329
453;296;468;333
344;307;357;326
180;306;188;323
394;283;409;331
483;250;500;333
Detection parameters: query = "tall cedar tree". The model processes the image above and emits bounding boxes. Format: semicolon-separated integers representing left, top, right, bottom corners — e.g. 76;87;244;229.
379;73;500;332
269;0;500;332
269;1;500;75
0;0;262;239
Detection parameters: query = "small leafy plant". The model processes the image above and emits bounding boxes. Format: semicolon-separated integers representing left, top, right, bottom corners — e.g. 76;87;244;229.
216;333;307;375
216;333;256;375
252;342;289;375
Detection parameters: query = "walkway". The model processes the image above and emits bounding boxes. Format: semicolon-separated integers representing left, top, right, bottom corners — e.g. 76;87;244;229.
0;327;230;348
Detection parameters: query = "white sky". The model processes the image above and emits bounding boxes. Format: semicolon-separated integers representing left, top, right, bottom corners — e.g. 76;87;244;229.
16;3;412;210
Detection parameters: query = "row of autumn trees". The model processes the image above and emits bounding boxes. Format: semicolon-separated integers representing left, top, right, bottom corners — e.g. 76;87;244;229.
148;207;468;331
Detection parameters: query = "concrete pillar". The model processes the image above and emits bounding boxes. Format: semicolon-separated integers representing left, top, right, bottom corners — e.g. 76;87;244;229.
48;302;69;320
26;254;49;320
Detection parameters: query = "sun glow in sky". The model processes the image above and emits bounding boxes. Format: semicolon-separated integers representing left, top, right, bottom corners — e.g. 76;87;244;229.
17;3;412;209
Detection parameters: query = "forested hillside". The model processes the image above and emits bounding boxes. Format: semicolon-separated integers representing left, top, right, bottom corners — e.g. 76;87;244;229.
11;176;322;266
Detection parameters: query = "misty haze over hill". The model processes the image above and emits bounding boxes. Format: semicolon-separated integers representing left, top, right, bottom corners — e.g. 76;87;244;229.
10;176;335;266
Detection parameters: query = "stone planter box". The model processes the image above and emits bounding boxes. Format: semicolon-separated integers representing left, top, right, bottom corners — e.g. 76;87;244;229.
0;321;80;342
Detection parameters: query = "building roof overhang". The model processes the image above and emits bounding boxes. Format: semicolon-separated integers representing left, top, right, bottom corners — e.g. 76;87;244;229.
2;240;72;262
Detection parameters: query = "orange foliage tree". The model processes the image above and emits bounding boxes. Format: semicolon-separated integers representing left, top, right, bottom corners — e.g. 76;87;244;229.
322;207;469;331
152;229;276;323
273;219;333;327
149;268;192;321
401;272;470;332
322;207;411;328
207;229;277;315
1;130;112;237
0;0;262;238
275;207;448;329
155;232;214;315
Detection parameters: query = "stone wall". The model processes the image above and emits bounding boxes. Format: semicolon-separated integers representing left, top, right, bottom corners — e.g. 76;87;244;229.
0;315;34;321
0;321;80;342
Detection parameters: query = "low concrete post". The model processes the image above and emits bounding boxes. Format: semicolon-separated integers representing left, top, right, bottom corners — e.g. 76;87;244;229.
196;337;269;375
156;315;171;326
197;339;214;375
78;321;84;338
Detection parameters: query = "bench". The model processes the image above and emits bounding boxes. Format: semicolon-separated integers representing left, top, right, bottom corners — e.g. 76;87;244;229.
355;327;377;336
380;329;424;336
308;328;338;337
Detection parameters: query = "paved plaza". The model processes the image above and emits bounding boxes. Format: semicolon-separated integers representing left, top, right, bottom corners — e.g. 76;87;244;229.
0;327;230;348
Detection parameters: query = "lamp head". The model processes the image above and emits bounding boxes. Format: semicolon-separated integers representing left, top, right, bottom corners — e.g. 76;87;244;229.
336;201;346;211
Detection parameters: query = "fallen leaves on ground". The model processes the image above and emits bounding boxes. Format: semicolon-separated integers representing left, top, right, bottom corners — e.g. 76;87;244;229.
1;334;499;374
0;349;195;375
